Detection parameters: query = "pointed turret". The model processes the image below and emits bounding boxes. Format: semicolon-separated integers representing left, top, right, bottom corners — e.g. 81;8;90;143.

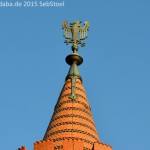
18;20;112;150
43;52;100;149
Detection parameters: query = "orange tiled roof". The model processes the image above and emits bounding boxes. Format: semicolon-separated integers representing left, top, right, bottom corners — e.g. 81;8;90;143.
43;53;100;150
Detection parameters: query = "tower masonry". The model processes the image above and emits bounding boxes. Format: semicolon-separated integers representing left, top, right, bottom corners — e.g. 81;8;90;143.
18;20;112;150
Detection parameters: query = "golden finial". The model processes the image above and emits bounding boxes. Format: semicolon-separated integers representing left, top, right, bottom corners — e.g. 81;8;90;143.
62;20;90;53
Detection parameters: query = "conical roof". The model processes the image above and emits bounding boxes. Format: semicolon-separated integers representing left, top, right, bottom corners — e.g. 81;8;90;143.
43;53;100;150
18;20;112;150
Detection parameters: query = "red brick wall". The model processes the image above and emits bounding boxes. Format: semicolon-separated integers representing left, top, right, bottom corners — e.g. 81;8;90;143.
63;138;84;150
34;139;54;150
18;138;112;150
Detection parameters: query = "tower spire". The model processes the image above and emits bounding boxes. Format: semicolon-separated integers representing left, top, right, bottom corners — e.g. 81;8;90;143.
43;21;100;150
18;20;112;150
64;20;88;101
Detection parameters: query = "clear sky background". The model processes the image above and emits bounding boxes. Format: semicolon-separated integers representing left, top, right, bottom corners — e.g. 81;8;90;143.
0;0;150;150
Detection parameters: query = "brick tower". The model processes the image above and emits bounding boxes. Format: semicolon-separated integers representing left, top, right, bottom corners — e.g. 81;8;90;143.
18;21;112;150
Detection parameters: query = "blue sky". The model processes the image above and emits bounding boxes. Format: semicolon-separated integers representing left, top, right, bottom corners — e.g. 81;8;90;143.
0;0;150;150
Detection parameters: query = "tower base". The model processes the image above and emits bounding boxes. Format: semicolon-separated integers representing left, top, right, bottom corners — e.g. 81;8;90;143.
18;138;112;150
